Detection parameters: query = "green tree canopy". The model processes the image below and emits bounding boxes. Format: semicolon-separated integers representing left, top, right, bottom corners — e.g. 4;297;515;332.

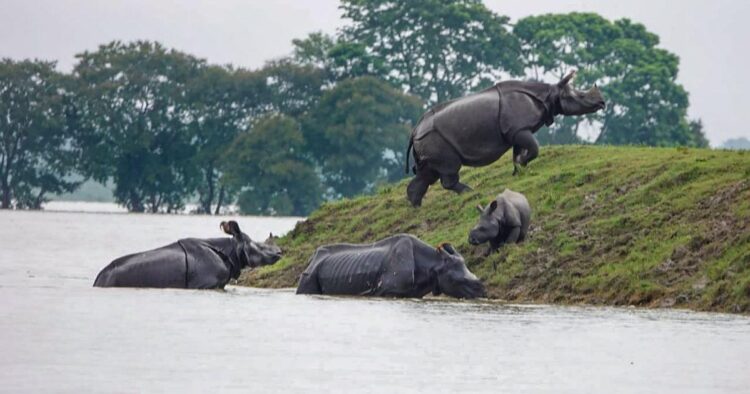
338;0;521;104
257;59;327;117
223;114;322;216
514;13;708;147
293;32;385;82
304;76;423;198
0;59;79;209
72;41;204;212
186;65;266;214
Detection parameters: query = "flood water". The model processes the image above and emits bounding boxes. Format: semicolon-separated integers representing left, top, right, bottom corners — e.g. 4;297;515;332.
1;204;749;393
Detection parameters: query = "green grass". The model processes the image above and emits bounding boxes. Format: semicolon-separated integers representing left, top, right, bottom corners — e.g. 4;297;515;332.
238;146;750;313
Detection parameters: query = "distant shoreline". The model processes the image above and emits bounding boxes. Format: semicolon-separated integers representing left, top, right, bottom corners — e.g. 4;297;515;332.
35;201;304;219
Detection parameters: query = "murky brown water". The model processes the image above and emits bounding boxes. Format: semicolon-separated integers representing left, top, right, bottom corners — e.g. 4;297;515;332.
1;205;749;393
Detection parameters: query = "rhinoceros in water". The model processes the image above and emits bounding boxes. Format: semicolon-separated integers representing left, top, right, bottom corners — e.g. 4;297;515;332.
296;234;486;299
93;221;282;289
405;71;605;207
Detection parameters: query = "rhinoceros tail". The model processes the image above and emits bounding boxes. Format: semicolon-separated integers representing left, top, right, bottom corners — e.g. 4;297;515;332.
405;134;414;174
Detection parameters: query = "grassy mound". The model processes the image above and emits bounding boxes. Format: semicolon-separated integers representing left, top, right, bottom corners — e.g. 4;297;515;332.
238;146;750;313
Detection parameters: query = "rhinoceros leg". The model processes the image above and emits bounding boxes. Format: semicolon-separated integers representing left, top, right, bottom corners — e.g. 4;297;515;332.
297;272;322;294
440;173;472;194
512;144;524;176
485;238;502;256
407;166;439;207
503;226;522;244
415;134;472;194
512;130;539;172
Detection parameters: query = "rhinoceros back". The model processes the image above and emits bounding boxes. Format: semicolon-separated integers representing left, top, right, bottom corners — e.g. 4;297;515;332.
94;242;187;288
422;87;509;166
315;246;389;295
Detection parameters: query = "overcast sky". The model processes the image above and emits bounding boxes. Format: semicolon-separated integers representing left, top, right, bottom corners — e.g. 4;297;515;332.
2;0;748;146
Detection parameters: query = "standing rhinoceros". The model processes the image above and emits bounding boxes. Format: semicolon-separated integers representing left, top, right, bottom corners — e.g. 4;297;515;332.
469;189;531;255
405;70;605;207
93;221;282;289
296;234;486;299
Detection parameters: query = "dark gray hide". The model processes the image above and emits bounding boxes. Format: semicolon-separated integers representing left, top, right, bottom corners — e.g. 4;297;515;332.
93;221;282;289
469;189;531;255
296;234;486;299
406;71;605;207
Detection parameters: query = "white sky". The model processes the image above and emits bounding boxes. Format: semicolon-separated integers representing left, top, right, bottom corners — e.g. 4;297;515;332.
1;0;747;146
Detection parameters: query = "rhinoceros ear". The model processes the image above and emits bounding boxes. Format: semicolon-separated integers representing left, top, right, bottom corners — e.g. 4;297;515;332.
220;220;241;237
558;70;576;87
488;200;498;213
441;243;456;255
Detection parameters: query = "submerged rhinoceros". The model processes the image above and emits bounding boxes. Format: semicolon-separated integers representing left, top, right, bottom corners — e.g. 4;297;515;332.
93;221;282;289
296;234;486;299
405;70;605;207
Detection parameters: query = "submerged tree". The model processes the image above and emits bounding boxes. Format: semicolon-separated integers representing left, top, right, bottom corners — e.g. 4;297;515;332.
0;59;80;209
304;76;423;198
72;41;204;212
187;65;266;214
223;114;322;216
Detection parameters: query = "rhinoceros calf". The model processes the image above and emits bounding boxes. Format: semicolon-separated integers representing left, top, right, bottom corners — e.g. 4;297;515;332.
296;234;486;299
93;221;282;289
405;70;605;207
469;189;532;255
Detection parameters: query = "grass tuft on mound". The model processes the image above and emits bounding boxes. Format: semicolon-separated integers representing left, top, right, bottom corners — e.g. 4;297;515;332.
238;145;750;313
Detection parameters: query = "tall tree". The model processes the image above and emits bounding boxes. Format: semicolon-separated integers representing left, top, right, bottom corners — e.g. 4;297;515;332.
223;114;322;216
0;59;79;209
195;60;326;214
339;0;521;104
595;20;703;146
304;76;423;198
292;32;336;71
514;13;617;144
186;65;265;214
257;59;327;118
72;41;204;212
292;32;385;82
514;13;708;147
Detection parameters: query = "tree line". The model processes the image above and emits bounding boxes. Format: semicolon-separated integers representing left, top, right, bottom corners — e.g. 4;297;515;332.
0;1;709;215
